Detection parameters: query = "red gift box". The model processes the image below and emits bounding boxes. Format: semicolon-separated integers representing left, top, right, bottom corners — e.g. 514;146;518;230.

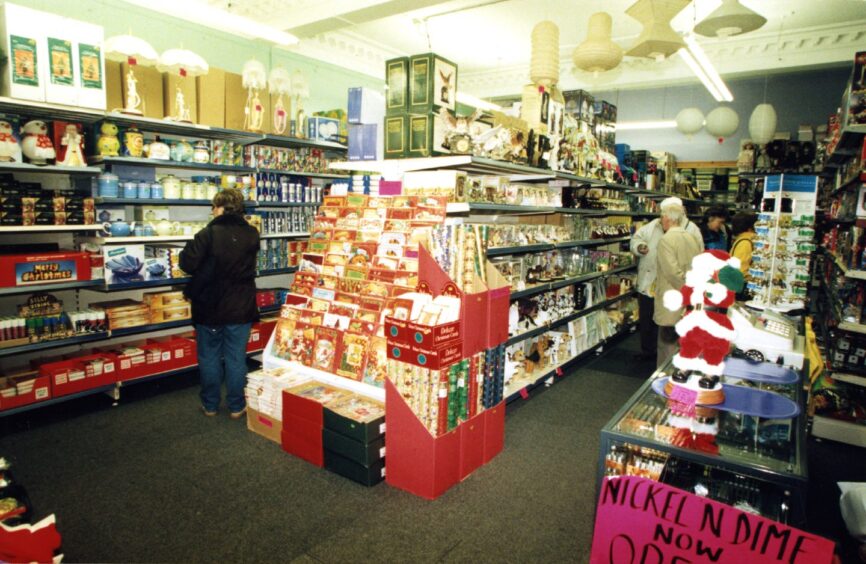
0;251;92;288
0;373;51;412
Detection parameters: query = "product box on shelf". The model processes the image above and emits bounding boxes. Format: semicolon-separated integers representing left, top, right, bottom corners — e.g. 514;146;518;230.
348;87;386;125
196;67;226;128
247;407;281;444
0;250;92;288
163;73;198;122
224;71;245;131
41;352;116;397
45;32;77;107
72;20;106;110
385;57;409;115
121;62;163;119
98;244;145;285
0;2;48;102
0;369;50;412
324;448;386;486
408;53;457;114
384;114;408;159
348;123;382;161
847;51;866;127
105;60;122;112
385;317;460;350
307;116;342;143
562;89;595;124
406;112;449;159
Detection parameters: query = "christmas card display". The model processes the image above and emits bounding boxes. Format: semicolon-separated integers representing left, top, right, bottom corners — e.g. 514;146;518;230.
747;174;817;312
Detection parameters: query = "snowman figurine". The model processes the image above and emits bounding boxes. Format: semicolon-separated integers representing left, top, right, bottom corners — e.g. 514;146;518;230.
21;120;56;165
0;120;22;163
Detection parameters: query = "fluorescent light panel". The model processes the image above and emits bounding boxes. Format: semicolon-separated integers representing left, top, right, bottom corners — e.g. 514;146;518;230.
455;92;502;112
678;47;724;101
683;34;733;102
122;0;299;46
617;120;677;131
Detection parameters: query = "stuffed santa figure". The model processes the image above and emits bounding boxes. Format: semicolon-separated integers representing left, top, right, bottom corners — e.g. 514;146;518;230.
663;250;745;378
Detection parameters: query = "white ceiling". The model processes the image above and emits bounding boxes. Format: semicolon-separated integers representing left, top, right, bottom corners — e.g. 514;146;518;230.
213;0;866;96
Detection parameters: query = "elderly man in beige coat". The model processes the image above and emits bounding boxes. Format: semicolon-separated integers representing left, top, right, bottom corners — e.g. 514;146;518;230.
654;203;702;368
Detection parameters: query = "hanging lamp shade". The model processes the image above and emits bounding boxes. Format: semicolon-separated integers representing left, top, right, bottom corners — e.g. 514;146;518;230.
694;0;767;38
156;48;208;77
242;60;267;90
705;106;739;141
572;12;623;74
104;35;158;66
530;20;560;87
268;67;292;95
675;107;704;136
625;0;690;60
748;103;777;144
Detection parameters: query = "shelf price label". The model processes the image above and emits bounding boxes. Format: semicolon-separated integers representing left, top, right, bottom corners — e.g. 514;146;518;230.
518;387;529;400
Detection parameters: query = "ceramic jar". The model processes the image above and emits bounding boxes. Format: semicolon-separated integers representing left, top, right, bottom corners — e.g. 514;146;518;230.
123;126;144;157
161;175;181;199
137;181;151;199
122;181;137;199
150;182;164;199
98;173;119;197
193;141;210;164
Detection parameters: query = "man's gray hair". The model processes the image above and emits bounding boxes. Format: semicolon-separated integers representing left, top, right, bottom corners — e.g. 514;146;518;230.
660;203;685;225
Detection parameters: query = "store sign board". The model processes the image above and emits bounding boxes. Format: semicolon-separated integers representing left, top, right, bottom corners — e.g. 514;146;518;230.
590;476;834;564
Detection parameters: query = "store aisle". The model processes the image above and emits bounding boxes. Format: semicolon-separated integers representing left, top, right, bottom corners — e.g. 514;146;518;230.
0;334;861;562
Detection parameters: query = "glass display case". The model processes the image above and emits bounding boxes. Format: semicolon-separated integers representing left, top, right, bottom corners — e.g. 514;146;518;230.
598;361;808;526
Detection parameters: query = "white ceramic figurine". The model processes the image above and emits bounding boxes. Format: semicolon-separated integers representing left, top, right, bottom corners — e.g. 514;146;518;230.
21;120;56;165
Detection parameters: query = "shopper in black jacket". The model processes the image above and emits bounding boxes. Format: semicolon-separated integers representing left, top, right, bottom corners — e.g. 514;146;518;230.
180;188;260;419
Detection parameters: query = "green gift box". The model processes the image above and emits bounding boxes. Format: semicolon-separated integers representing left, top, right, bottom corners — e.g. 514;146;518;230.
406;111;450;159
384;114;408;159
408;53;457;114
385;57;408;115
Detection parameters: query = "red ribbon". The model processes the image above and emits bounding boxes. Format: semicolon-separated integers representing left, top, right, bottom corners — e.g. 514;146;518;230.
179;68;187;77
127;56;137;66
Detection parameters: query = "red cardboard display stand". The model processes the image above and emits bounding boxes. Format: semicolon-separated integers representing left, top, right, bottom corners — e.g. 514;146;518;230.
482;401;505;463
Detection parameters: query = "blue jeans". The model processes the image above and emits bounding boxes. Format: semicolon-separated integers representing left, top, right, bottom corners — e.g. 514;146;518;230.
195;323;251;413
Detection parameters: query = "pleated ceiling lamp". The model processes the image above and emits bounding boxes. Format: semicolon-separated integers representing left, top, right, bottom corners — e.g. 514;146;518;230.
530;20;560;88
572;12;623;75
694;0;767;38
625;0;690;61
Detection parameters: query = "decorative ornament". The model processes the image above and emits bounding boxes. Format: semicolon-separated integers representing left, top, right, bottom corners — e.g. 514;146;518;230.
748;103;777;145
268;67;292;135
242;60;267;133
572;12;623;75
104;34;158;115
705;106;739;143
21;120;55;165
694;0;767;38
291;70;309;138
157;48;208;123
625;0;690;61
675;107;704;137
530;20;560;88
96;122;120;157
57;123;87;167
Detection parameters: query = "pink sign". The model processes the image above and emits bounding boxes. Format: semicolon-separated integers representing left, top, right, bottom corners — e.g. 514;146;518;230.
591;476;835;564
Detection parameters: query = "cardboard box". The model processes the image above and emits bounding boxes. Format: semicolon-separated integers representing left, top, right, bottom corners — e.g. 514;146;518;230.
384;114;407;159
105;59;123;111
406;112;449;158
324;449;385;486
149;303;191;324
281;414;324;467
408;53;457;113
0;3;48;102
99;244;145;285
323;427;384;466
385;57;408;115
348;123;382;161
247;407;281;444
73;20;106;110
196;67;225;128
323;395;385;443
385;318;460;350
483;401;505;463
224;71;245;131
387;340;462;370
348;87;385;124
307;116;341;142
45;31;77;106
0;371;50;412
121;63;163;119
163;73;197;122
42;353;116;397
0;250;91;288
458;410;485;480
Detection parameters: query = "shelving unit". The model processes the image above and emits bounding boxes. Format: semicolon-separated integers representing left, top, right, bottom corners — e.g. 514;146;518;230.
510;264;636;300
0;162;101;175
90;156;255;174
0;225;104;233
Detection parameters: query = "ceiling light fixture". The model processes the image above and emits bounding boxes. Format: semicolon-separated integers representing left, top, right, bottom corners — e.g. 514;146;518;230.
694;0;767;38
616;120;677;131
679;34;733;102
625;0;690;61
122;0;299;46
456;92;502;112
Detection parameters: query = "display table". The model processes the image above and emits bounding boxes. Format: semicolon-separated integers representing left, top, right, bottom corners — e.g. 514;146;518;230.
598;360;808;526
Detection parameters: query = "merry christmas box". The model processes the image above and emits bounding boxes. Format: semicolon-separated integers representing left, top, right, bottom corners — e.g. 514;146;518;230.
0;250;91;288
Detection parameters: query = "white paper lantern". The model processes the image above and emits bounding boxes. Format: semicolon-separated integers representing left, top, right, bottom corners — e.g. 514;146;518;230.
705;106;739;141
748;103;777;145
675;107;704;136
531;20;560;87
572;12;623;74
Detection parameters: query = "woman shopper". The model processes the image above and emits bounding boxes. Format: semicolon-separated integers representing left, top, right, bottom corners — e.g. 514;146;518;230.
180;188;260;418
700;206;730;251
730;211;758;274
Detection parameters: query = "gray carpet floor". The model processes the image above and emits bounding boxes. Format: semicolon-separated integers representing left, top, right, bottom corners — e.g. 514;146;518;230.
0;333;861;562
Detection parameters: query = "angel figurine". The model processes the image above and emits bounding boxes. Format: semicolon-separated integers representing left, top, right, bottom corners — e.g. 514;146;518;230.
58;124;86;167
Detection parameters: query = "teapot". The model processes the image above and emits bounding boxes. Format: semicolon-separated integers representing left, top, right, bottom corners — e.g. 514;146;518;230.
151;218;181;237
102;219;136;237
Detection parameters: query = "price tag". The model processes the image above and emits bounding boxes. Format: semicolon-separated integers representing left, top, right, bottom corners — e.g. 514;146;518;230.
35;387;49;399
161;351;171;362
379;423;386;434
176;350;184;359
519;387;529;400
555;367;564;377
438;388;448;398
103;363;115;373
545;376;554;386
252;332;260;342
379;446;386;458
458;378;465;388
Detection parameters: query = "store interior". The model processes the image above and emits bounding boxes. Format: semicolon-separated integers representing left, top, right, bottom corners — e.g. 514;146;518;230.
0;0;865;562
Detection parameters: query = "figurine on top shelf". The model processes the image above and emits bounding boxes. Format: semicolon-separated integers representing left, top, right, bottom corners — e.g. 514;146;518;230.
439;107;483;155
0;120;22;163
96;122;121;157
56;123;87;167
21;120;56;165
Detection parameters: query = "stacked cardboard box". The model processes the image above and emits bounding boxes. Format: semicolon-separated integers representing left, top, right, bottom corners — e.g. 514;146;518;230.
245;367;311;443
347;87;385;161
89;299;150;330
323;395;386;486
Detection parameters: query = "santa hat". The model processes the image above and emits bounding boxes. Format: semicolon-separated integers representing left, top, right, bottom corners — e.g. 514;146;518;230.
663;250;745;311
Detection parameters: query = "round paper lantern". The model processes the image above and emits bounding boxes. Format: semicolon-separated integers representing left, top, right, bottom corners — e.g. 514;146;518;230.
531;20;560;87
675;107;704;136
705;106;739;142
748;103;777;145
572;12;623;74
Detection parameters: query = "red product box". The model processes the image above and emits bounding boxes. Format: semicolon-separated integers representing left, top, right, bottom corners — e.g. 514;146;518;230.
282;388;325;426
41;353;117;397
256;291;276;308
385;317;460;349
386;340;462;371
458;410;485;481
148;336;196;370
482;401;505;464
0;373;51;412
281;414;324;467
384;379;460;500
0;251;92;288
247;320;276;353
112;345;149;381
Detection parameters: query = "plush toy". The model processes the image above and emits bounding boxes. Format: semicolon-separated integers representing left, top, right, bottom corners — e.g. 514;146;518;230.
663;250;746;377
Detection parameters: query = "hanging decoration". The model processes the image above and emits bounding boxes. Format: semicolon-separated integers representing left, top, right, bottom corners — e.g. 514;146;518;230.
530;20;560;88
705;106;739;143
268;67;292;135
242;59;267;132
572;12;623;75
624;0;690;61
156;48;208;122
675;107;704;137
291;70;310;139
694;0;767;38
104;34;158;115
748;103;777;145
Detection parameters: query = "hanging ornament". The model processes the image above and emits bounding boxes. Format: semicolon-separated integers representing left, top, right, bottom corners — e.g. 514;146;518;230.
291;70;310;139
572;12;623;75
748;103;777;145
530;20;560;88
705;106;739;143
675;107;704;137
268;67;292;135
242;60;267;133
